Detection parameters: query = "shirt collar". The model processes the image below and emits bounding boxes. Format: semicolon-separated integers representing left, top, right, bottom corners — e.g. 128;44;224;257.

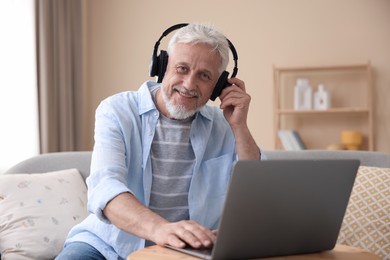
138;81;159;115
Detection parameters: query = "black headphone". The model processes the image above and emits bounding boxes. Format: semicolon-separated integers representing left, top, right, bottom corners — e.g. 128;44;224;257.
149;23;238;101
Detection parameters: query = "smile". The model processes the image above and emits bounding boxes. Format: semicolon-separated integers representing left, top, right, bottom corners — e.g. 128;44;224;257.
173;86;199;98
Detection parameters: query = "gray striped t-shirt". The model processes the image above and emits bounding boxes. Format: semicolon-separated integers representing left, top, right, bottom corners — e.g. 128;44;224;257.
148;87;195;222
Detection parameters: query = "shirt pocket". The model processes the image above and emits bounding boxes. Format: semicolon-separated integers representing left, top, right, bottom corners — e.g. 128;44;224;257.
199;153;234;195
189;153;234;228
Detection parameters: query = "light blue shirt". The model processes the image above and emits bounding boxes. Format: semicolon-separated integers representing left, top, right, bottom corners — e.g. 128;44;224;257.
65;81;257;259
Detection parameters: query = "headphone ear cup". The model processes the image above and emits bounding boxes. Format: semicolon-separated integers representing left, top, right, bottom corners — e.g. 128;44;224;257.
156;50;169;83
210;71;229;101
149;54;158;77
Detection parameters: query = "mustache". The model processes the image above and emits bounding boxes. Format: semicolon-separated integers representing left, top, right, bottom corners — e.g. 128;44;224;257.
173;85;200;97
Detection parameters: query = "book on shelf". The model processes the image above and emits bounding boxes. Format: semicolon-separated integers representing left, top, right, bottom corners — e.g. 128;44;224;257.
278;130;306;150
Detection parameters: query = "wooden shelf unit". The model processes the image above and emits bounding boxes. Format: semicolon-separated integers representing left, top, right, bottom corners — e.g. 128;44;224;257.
274;63;374;151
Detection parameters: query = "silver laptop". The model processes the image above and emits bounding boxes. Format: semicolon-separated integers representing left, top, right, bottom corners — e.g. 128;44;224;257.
166;159;360;259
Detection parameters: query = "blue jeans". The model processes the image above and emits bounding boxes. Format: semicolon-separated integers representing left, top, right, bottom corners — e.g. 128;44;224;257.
55;242;105;260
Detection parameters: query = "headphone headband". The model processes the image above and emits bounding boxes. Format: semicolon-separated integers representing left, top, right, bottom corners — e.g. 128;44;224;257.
153;23;190;53
226;38;238;78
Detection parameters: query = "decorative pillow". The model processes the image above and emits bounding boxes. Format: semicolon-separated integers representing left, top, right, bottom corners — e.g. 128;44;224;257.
0;169;88;260
337;166;389;259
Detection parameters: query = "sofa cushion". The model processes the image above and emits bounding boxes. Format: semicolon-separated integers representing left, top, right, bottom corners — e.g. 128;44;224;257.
338;166;389;259
0;169;88;260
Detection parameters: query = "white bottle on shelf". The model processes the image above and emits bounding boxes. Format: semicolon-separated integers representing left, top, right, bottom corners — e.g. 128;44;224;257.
314;84;331;110
294;78;312;110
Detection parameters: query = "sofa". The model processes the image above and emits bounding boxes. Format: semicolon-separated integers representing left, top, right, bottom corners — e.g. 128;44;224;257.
0;150;389;259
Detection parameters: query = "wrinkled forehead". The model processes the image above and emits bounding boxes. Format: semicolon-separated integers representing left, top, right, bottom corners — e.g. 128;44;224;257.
169;42;223;74
170;43;222;68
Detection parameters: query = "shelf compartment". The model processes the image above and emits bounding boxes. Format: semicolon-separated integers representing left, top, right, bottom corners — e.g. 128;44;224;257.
274;63;374;151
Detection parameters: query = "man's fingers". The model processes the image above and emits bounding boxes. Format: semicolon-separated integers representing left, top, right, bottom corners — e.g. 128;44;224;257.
178;221;215;248
227;77;246;91
166;234;186;248
157;221;216;249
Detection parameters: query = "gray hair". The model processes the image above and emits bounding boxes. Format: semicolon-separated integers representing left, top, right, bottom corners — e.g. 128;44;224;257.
167;23;229;74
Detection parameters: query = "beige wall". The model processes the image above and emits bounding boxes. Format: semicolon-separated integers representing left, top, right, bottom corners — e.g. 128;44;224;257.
83;0;390;152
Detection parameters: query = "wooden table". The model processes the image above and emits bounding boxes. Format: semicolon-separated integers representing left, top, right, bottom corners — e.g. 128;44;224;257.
128;244;381;260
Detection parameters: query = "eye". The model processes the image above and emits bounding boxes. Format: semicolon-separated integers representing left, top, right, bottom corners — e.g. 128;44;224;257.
175;65;188;74
199;72;212;81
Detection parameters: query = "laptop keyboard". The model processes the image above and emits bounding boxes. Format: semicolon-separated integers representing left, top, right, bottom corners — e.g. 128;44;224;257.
165;244;213;258
184;246;212;255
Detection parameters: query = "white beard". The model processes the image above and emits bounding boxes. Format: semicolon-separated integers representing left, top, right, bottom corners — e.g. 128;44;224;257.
160;86;201;120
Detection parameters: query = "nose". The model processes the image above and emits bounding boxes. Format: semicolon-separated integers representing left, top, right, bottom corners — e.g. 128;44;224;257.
183;73;198;90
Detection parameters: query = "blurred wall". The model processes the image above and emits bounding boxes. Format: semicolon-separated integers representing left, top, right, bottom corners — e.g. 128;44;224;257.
82;0;390;152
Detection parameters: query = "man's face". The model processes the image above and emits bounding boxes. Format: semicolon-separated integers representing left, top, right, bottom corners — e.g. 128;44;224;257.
158;43;221;119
